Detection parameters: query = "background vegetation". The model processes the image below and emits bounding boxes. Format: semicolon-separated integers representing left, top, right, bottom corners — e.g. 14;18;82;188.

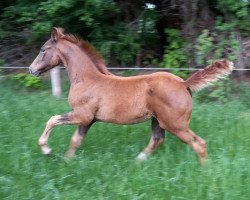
0;1;250;199
0;0;249;70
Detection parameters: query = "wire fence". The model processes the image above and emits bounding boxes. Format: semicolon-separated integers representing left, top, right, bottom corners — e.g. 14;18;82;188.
1;66;249;97
1;66;250;71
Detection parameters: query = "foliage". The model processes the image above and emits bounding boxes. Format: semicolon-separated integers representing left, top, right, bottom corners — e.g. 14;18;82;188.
11;73;41;89
235;82;250;107
216;0;250;35
0;78;250;199
195;29;214;65
195;27;240;66
0;0;142;65
161;29;189;78
207;80;232;103
99;31;140;66
97;6;159;66
195;78;232;103
194;78;250;107
138;8;159;46
0;59;4;75
0;59;4;66
0;0;249;67
119;69;138;77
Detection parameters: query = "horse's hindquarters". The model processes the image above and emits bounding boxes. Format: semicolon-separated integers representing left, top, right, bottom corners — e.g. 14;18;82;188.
147;84;192;132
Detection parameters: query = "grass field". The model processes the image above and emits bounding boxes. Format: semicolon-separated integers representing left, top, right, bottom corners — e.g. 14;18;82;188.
0;78;250;200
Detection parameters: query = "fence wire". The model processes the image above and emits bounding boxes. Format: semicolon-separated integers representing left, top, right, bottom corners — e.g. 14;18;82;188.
0;66;250;71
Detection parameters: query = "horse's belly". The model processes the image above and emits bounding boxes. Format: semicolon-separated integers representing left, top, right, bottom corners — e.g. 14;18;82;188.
96;105;153;125
97;114;152;125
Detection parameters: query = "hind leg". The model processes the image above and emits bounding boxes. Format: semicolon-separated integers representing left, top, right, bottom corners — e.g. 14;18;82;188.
65;123;94;160
137;118;165;161
172;129;208;165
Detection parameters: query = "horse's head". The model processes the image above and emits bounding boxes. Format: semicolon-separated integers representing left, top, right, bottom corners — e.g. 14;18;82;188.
29;28;63;76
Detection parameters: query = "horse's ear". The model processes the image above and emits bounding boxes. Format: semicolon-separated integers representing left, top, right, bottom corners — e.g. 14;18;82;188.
51;27;64;42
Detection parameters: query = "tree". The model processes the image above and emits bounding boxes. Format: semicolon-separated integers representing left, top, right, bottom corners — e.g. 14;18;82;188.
0;0;249;68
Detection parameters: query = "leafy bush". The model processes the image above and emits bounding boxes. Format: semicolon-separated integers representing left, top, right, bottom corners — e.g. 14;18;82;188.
195;79;250;108
216;0;250;35
195;78;232;103
11;73;41;89
195;29;214;65
0;59;4;66
0;60;4;75
161;29;189;78
236;83;250;108
195;23;240;66
99;32;140;66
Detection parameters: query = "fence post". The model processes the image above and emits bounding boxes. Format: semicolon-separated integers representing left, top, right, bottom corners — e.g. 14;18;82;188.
50;66;62;97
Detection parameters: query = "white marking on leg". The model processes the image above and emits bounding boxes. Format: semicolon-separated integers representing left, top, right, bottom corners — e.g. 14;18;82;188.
38;137;48;146
38;115;61;156
41;145;52;155
137;152;148;161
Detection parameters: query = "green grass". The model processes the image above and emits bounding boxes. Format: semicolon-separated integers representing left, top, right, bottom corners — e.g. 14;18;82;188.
0;78;250;200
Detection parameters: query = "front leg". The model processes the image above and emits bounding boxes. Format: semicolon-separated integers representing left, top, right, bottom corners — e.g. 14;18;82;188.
65;122;94;160
38;112;83;155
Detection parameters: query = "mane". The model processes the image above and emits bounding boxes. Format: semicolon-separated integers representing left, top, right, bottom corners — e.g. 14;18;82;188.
60;31;112;75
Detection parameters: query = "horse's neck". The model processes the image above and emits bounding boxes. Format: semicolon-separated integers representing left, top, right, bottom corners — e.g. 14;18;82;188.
59;42;102;84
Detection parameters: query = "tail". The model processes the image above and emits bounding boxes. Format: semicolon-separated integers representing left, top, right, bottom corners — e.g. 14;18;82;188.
184;59;234;92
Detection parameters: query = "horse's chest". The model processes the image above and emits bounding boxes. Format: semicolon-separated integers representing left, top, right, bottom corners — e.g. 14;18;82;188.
68;87;95;108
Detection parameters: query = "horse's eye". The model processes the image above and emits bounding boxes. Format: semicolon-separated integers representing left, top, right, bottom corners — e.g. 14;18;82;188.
40;49;45;53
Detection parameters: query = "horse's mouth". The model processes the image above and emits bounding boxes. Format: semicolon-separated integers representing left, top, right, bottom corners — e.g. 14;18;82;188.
38;66;52;75
29;66;52;77
29;67;40;77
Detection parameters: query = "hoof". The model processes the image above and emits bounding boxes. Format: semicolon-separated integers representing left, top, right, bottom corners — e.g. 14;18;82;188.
64;149;75;159
137;152;148;162
64;154;73;163
41;145;52;156
200;158;207;166
64;155;72;163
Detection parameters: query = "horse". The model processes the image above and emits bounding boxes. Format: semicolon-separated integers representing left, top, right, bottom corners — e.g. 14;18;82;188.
29;27;233;165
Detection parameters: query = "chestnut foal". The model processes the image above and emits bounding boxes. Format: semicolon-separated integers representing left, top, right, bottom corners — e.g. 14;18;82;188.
29;28;233;165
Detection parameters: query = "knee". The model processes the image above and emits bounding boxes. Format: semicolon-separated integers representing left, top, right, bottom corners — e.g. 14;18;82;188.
197;137;206;149
198;142;207;157
153;136;165;145
71;137;81;147
200;140;206;149
190;138;207;153
158;137;165;144
153;130;165;142
47;115;60;127
71;134;83;147
192;135;206;148
38;138;46;146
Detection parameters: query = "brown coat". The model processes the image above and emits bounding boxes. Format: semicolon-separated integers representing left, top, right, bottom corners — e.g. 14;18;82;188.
29;27;233;164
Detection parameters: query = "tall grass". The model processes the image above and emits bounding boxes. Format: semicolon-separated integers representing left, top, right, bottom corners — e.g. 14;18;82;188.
0;78;249;200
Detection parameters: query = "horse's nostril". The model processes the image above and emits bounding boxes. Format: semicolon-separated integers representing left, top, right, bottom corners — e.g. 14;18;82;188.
29;67;40;77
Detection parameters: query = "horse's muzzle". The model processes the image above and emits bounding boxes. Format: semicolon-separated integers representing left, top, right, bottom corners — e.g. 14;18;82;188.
29;67;40;77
